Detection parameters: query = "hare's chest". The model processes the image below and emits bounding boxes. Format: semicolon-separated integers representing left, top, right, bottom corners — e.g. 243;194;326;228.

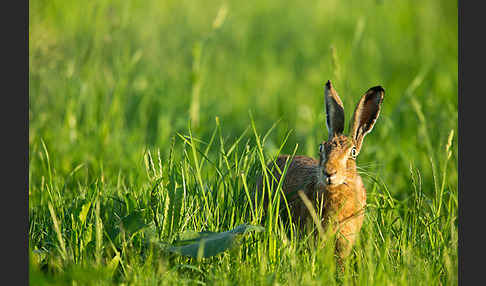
323;187;364;227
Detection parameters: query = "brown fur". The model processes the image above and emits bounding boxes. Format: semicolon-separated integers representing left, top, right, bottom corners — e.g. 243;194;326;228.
257;81;384;265
259;136;366;260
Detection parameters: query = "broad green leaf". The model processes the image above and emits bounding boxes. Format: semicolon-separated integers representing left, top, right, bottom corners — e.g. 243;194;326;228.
119;211;149;234
166;224;264;258
174;230;218;245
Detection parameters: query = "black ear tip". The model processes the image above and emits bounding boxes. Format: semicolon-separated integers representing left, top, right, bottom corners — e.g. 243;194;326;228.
369;86;385;93
325;80;332;88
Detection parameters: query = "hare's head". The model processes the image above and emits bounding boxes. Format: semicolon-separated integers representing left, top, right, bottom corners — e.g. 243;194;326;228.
318;80;384;186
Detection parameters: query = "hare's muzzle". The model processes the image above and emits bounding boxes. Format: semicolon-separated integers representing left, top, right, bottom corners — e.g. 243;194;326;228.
323;170;337;185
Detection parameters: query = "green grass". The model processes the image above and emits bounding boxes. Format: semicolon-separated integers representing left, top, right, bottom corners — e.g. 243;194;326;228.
29;0;458;284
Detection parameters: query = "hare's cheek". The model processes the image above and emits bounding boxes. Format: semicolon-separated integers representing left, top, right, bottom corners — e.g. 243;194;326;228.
340;154;349;165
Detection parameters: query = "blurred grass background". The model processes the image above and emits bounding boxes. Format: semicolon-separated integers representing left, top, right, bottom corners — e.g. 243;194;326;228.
29;0;457;284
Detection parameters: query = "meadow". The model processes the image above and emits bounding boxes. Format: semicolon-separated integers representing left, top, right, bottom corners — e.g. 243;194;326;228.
29;0;458;284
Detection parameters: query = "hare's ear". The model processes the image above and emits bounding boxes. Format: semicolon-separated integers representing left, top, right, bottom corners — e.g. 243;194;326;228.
349;86;384;154
324;80;345;139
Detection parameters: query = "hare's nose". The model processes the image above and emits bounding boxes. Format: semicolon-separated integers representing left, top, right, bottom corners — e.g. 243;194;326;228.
324;170;337;185
324;170;337;177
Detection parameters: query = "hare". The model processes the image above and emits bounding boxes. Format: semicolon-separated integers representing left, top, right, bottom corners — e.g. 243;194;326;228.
258;80;384;263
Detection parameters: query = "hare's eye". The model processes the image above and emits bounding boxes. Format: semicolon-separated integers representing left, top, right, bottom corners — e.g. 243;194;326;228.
350;146;357;159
